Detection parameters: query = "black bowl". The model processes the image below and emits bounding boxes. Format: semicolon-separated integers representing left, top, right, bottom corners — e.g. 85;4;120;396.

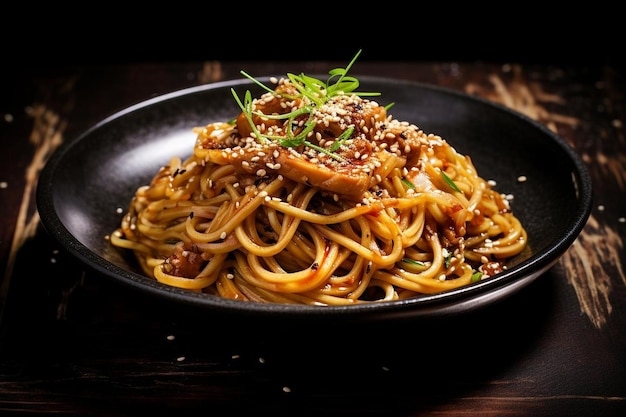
36;76;593;321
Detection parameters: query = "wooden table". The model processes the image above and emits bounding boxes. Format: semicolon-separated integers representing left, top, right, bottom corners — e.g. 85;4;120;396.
1;59;625;416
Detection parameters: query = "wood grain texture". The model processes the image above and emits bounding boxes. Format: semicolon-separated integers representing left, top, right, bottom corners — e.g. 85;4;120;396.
1;61;624;416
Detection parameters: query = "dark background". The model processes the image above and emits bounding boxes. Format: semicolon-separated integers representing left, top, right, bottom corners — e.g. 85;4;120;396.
4;5;621;68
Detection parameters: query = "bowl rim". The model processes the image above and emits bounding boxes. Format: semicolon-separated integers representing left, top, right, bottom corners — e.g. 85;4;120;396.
36;76;594;320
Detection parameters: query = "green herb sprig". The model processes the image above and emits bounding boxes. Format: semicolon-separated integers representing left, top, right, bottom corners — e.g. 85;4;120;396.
441;171;461;193
231;50;382;161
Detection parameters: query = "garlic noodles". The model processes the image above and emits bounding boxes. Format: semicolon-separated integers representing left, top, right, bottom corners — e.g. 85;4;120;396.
110;55;527;306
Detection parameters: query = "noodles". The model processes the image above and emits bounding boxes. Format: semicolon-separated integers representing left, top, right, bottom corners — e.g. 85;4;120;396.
110;58;528;306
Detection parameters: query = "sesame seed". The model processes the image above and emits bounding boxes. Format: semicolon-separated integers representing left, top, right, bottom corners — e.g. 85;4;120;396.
517;175;527;182
220;232;227;239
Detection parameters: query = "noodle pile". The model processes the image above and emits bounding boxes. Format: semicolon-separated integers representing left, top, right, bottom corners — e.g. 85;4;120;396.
110;63;527;306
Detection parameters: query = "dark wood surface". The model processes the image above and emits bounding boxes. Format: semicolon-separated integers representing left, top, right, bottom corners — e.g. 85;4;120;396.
1;60;625;416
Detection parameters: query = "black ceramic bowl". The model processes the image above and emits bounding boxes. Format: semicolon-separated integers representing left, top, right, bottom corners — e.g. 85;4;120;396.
36;76;593;321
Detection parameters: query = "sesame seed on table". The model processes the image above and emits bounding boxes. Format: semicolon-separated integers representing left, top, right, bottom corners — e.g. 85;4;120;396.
0;57;625;416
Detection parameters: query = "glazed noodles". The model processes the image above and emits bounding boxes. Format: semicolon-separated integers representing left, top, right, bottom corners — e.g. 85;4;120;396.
110;56;527;306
